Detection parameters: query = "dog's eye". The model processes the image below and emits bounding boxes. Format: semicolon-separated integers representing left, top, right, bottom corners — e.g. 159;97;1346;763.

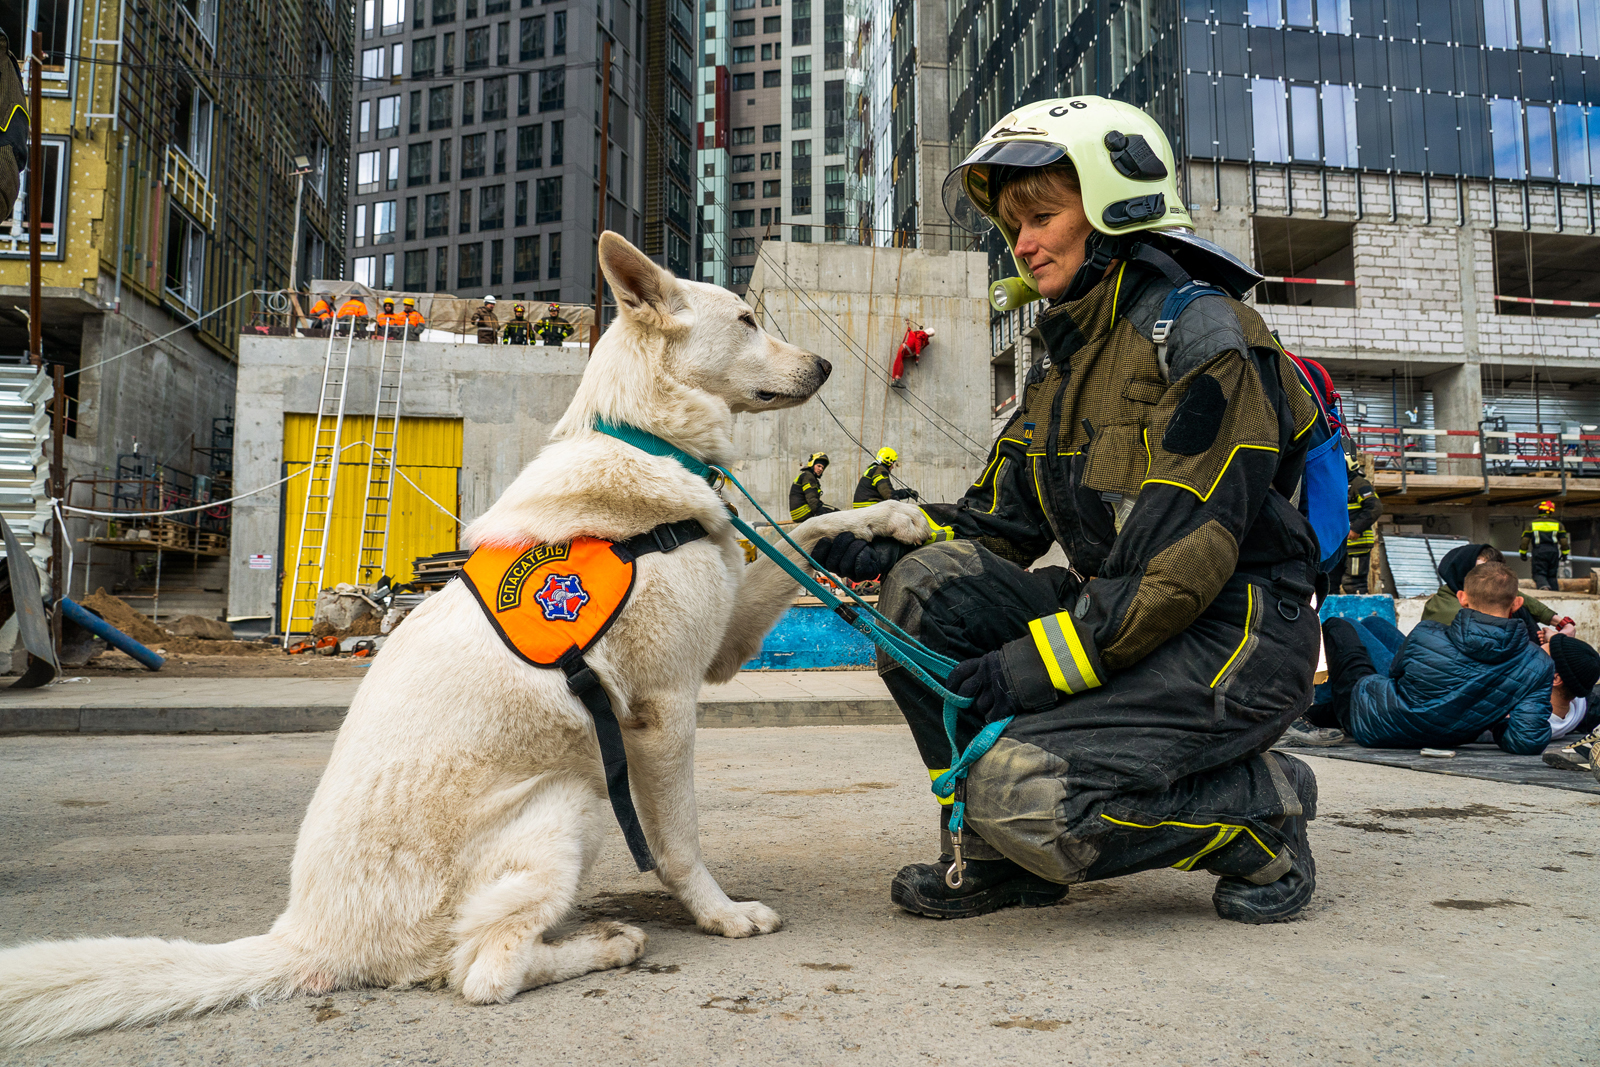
739;313;757;329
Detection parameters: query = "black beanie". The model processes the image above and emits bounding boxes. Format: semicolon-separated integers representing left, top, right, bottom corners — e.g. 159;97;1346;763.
1549;634;1600;696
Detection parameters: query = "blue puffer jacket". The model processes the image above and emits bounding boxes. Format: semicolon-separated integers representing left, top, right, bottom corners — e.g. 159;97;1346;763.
1348;609;1553;754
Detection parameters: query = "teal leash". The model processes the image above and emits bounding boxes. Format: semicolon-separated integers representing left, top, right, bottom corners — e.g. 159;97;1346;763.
593;419;1013;885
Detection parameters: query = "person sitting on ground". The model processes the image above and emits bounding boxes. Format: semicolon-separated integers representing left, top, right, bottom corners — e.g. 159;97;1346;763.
1321;562;1554;755
789;452;837;521
1422;542;1573;639
1540;635;1600;771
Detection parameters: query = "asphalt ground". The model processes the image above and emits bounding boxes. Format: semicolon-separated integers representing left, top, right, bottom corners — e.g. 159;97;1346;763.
0;728;1594;1066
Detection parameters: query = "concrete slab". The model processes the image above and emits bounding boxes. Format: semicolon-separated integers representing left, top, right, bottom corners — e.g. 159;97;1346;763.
0;730;1593;1065
0;671;898;734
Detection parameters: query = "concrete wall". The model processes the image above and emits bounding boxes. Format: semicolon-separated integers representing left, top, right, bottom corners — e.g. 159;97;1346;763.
744;242;997;516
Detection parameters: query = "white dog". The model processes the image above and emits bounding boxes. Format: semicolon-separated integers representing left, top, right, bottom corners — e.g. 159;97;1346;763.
0;233;930;1046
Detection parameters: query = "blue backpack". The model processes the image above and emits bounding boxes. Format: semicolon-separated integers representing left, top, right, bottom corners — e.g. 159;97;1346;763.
1153;283;1351;573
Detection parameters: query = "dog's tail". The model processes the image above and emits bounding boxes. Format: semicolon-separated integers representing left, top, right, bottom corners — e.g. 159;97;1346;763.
0;933;299;1047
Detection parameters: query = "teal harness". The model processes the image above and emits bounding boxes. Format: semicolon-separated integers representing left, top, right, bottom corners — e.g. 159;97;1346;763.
595;418;1012;885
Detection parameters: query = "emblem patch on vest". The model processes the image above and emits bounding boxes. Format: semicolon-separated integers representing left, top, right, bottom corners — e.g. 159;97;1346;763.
534;574;590;621
496;544;572;612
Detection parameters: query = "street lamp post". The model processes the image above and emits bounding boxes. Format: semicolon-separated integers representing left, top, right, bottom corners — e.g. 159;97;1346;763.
286;155;315;325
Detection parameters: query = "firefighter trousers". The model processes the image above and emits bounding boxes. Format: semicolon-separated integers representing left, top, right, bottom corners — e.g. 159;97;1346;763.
877;541;1320;885
1530;543;1561;591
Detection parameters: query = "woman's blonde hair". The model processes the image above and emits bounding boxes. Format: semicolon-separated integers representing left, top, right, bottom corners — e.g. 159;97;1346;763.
995;161;1082;231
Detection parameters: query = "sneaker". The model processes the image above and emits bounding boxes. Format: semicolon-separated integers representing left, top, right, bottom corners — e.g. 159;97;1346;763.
890;377;906;390
890;854;1068;920
1277;715;1345;747
1543;726;1599;771
1212;753;1317;925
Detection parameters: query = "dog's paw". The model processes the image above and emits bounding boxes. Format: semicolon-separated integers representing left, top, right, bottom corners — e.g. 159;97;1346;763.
587;921;649;969
696;899;783;939
854;500;930;545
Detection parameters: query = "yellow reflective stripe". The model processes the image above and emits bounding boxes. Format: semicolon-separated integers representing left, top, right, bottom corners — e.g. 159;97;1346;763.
1028;612;1102;695
852;501;875;508
1109;262;1127;324
1142;443;1280;502
985;458;1008;514
1098;813;1276;860
920;507;955;542
791;505;811;520
1533;521;1560;532
929;768;954;805
1143;427;1153;478
1172;826;1242;871
973;451;1004;490
1209;585;1253;689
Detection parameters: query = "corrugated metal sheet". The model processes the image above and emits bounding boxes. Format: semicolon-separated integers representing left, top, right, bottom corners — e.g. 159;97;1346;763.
280;415;462;631
1382;535;1468;598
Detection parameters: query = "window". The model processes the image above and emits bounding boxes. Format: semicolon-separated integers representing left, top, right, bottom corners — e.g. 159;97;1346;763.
407;142;433;185
410;90;423;133
733;126;755;145
521;14;545;58
518;124;543;167
387;146;401;189
429;85;454;128
548;232;562;277
435;247;449;290
518;71;531;114
733;72;755;90
551;120;565;164
1253;218;1355;308
459;243;484;290
314;36;333;103
377;94;402;137
490;238;504;285
792;225;811;242
1491;98;1525;179
732;265;753;285
404;249;428;288
497;20;511;64
734;0;754;7
553;10;567;52
764;15;781;31
763;124;782;143
462;133;487;177
382;0;404;28
374;200;397;244
732;237;756;255
1554;104;1596;184
443;30;457;71
459;188;473;232
733;45;755;62
434;0;457;23
362;47;386;79
354;255;377;286
1493;232;1600;319
733;154;755;171
733;182;755;199
462;80;477;124
486;0;511;10
764;69;782;87
763;179;780;197
515;235;540;281
494;128;506;173
483;75;508;119
762;42;780;59
312;139;329;199
180;0;219;41
425;192;450;236
439;137;454;180
1250;77;1288;163
539;68;566;111
480;184;505;229
360;100;372;140
164;208;205;310
535;176;563;221
392;43;405;77
172;81;214;176
733;18;756;35
466;25;490;68
412;34;438;73
515;180;528;224
357;150;382;191
405;196;419;240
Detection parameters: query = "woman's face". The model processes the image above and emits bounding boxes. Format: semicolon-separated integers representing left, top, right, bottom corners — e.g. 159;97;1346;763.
1010;187;1097;300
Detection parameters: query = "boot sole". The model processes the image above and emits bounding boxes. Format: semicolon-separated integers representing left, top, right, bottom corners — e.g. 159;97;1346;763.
890;871;1068;920
1213;873;1315;924
1542;751;1592;771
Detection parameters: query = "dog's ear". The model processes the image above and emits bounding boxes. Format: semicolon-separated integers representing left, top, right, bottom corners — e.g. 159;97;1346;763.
599;231;682;327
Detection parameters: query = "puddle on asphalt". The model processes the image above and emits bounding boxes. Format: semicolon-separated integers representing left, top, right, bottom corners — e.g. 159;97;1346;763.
1430;898;1532;910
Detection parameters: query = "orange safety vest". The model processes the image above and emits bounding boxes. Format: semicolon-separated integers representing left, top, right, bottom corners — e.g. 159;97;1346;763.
376;311;404;327
309;299;332;320
460;539;636;667
404;310;426;327
335;298;368;319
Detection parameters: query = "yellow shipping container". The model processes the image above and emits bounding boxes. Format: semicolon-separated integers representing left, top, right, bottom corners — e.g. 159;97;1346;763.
280;415;463;632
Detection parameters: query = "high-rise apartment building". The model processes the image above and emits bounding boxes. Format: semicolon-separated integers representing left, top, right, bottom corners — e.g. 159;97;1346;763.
696;0;873;292
346;0;650;308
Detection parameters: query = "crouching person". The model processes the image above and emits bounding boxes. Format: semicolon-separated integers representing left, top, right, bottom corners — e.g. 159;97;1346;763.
812;97;1326;926
1322;562;1561;755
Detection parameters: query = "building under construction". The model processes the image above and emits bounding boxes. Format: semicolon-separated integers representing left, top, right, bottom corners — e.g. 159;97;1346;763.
0;0;352;616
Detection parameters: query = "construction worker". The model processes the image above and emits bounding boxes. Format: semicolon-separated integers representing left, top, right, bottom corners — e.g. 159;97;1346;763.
471;295;499;344
535;302;574;346
402;296;426;339
789;452;837;521
307;293;334;336
1521;501;1570;591
891;320;935;389
501;304;533;345
1342;456;1381;594
812;97;1326;925
854;446;919;506
334;291;369;337
374;298;406;340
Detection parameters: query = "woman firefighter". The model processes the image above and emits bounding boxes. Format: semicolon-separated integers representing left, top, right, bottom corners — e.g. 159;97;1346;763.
815;97;1326;924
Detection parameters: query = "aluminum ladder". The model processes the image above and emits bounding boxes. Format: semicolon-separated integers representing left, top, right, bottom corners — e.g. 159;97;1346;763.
356;326;408;584
282;328;357;643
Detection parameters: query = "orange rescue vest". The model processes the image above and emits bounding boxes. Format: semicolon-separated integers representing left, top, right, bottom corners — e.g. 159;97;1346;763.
460;538;637;667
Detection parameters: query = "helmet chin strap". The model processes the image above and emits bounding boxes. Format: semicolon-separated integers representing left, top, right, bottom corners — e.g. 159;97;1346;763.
1059;233;1126;303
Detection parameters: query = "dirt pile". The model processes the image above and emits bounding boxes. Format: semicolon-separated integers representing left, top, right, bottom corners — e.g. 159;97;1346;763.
78;589;279;657
309;610;382;640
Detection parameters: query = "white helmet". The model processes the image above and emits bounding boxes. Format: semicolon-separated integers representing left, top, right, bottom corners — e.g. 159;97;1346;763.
484;295;497;304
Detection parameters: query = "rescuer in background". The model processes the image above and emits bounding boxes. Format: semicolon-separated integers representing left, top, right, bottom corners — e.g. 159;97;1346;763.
854;447;919;506
1521;501;1570;591
790;453;837;521
1342;456;1381;594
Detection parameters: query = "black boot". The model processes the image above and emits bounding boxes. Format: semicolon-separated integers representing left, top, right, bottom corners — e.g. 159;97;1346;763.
891;854;1068;919
1210;753;1318;924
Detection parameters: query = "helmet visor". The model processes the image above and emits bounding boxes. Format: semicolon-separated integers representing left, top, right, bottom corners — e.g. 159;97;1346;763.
941;140;1067;233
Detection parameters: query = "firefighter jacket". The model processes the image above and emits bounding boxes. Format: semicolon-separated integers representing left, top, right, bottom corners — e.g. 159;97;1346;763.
916;261;1323;709
853;462;897;506
502;318;533;345
789;467;833;521
1521;520;1569;555
536;314;574;345
0;37;25;220
471;306;499;343
1346;473;1380;553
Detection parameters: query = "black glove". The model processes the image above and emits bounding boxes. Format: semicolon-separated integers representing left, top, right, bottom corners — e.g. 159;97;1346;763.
893;488;919;501
812;531;912;581
947;650;1022;723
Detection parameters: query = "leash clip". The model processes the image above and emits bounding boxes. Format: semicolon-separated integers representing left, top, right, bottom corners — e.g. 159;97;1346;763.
946;829;965;889
945;779;968;889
